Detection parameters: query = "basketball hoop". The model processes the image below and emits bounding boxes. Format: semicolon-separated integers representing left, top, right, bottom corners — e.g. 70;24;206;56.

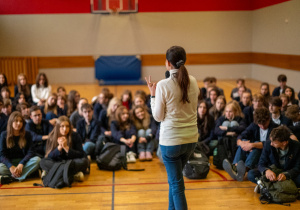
110;6;120;15
90;0;138;15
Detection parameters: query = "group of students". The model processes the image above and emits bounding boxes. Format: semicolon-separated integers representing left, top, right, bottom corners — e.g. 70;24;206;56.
198;74;300;190
0;72;160;184
0;71;300;190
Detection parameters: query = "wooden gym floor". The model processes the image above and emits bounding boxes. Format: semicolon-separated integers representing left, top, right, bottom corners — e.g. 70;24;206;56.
1;79;299;209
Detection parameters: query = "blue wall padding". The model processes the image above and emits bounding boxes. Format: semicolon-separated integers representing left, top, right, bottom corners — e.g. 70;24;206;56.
95;56;145;85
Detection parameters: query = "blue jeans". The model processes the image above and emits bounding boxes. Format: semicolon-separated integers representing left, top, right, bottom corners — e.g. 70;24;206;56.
137;129;154;153
83;142;96;156
233;140;262;169
0;156;41;181
160;143;196;210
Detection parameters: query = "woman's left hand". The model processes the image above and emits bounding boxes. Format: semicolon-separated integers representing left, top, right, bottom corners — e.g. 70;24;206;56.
145;76;156;96
219;126;228;131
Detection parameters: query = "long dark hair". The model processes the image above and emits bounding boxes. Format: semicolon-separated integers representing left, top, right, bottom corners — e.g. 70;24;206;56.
6;111;26;149
197;100;209;138
166;46;190;104
35;73;49;88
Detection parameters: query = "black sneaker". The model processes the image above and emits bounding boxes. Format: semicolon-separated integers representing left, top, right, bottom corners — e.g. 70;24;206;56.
223;159;237;180
236;160;246;182
0;175;15;185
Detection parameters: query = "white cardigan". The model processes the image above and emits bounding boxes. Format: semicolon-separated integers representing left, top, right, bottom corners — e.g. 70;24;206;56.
31;84;52;103
151;69;199;146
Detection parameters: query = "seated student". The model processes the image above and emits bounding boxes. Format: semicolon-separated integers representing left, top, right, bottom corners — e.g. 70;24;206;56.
260;82;271;108
93;89;111;120
2;99;12;117
206;86;220;109
0;98;8;134
67;90;80;117
70;98;88;130
16;102;30;124
231;78;252;100
210;77;224;96
1;87;14;102
283;86;298;105
209;95;226;121
214;100;247;140
239;91;252;111
223;107;279;182
14;73;33;104
76;103;101;159
0;73;8;92
0;112;41;183
131;105;157;161
25;106;53;157
110;106;137;163
43;93;59;120
135;90;150;110
243;94;264;126
248;126;300;189
268;97;292;126
279;93;289;115
40;116;89;182
120;90;132;110
285;105;300;140
200;77;212;99
197;100;216;152
233;86;246;102
13;92;27;112
99;97;121;137
57;94;68;117
272;74;287;97
31;73;51;106
56;86;67;98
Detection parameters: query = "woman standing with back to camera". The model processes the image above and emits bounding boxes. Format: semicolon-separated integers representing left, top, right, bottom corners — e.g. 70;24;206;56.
146;46;199;210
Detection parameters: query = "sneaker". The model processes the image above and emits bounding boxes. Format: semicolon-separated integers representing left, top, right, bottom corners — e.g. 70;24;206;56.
139;152;146;161
0;175;15;185
236;160;246;182
222;159;237;180
127;152;136;163
254;185;260;193
145;152;153;161
74;172;84;182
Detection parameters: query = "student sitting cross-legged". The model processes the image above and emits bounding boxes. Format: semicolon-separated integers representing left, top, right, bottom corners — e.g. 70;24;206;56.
25;106;53;158
40;116;89;182
76;103;101;160
247;126;300;190
0;112;41;183
223;107;279;181
110;106;137;163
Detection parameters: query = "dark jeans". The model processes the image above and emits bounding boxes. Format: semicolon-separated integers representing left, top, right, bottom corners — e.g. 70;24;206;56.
248;168;300;188
40;157;89;174
233;141;262;169
160;143;196;210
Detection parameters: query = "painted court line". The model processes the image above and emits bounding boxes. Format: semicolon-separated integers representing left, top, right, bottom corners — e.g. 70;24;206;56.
112;171;115;210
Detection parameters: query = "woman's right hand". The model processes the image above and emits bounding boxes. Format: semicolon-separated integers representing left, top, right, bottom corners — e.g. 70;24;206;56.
145;76;156;96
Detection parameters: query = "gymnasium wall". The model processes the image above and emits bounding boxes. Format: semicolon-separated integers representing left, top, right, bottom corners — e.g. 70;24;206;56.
251;0;300;92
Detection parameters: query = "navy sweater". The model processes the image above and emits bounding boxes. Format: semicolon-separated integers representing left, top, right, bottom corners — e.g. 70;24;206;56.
25;119;53;142
0;131;35;169
110;120;137;144
76;118;101;143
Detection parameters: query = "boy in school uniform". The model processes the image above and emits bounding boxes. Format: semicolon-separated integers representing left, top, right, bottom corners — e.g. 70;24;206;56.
272;74;288;96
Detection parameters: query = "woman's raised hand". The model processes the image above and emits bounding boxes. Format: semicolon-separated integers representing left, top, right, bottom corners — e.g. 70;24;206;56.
145;76;156;96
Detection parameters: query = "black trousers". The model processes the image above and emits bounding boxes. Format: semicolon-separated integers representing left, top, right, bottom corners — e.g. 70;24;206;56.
40;157;89;174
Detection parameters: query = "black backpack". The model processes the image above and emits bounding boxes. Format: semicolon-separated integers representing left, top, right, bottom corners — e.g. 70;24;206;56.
34;160;76;189
96;142;144;171
213;136;237;170
183;143;210;179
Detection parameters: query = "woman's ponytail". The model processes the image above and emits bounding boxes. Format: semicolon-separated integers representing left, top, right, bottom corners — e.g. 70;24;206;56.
166;46;190;104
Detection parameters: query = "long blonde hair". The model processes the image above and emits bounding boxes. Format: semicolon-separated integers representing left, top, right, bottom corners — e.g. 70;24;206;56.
107;97;121;117
17;73;31;98
131;105;150;130
45;116;73;157
44;93;58;116
6;111;26;149
223;100;244;118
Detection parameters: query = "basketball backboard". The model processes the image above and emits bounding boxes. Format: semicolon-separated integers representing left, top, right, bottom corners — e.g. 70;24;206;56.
90;0;138;14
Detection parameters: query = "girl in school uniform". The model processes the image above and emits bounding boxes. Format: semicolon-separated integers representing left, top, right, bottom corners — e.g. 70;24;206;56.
120;90;132;110
131;105;157;161
209;95;226;121
110;106;137;163
0;73;8;91
0;111;41;182
14;73;33;104
40;116;88;181
43;93;59;120
283;86;299;105
31;73;51;106
67;90;80;117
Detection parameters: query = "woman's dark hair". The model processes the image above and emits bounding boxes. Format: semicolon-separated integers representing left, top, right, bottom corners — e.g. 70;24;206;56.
13;92;26;107
0;73;8;87
166;46;190;104
260;82;270;97
35;73;49;88
283;86;295;102
197;100;210;138
67;90;79;116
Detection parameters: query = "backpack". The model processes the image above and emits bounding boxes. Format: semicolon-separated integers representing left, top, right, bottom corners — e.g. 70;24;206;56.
95;134;112;156
213;136;237;170
258;175;299;206
34;160;75;189
183;143;210;179
96;142;144;171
